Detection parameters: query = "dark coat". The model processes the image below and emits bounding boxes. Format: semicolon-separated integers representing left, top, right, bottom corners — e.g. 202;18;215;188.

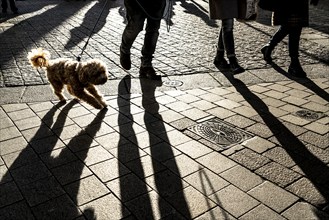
272;0;309;27
209;0;247;20
127;0;166;19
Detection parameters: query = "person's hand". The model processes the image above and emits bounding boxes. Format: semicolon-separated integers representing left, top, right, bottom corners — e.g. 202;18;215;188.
310;0;319;6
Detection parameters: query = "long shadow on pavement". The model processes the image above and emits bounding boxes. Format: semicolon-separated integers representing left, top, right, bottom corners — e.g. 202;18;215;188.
0;100;108;219
271;63;329;103
221;71;329;217
140;76;192;219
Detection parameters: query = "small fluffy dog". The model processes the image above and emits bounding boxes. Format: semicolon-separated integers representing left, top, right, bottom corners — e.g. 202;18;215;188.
28;48;108;109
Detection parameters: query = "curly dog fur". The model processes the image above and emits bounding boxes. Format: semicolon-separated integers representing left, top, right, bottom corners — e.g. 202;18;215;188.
28;48;108;109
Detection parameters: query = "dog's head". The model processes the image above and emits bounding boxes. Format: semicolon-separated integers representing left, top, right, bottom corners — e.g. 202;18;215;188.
78;60;108;85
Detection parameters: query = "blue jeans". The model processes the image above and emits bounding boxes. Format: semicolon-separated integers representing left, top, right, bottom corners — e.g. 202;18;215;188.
217;18;236;58
121;0;165;63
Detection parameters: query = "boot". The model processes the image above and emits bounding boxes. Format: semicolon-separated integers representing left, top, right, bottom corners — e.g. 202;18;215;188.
139;56;161;80
214;50;230;69
261;44;274;64
288;57;306;78
229;57;245;74
120;46;131;70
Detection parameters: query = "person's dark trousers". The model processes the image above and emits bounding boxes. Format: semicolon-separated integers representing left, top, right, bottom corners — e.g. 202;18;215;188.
121;0;163;66
1;0;18;13
217;18;235;58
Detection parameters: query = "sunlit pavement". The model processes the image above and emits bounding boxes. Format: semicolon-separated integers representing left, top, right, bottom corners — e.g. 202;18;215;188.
0;0;328;219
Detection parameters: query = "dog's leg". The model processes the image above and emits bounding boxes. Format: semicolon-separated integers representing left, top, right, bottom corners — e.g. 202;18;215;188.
69;86;103;109
49;79;66;101
86;85;107;108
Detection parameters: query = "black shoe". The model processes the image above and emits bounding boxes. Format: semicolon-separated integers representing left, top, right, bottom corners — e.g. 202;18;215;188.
288;60;306;78
120;50;131;70
214;55;230;69
229;57;245;74
2;9;7;14
261;44;273;64
139;66;161;80
12;9;18;14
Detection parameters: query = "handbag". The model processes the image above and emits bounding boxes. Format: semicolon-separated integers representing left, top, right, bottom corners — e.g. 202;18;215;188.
258;0;277;11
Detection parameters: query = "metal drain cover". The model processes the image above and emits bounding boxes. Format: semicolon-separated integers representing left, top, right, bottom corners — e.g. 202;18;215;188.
295;110;324;121
163;80;183;87
188;118;253;149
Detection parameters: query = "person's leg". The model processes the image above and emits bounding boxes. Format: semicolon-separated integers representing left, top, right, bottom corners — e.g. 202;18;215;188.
261;25;289;63
2;0;8;13
214;28;230;69
287;26;305;77
120;0;145;70
221;18;244;74
9;0;18;13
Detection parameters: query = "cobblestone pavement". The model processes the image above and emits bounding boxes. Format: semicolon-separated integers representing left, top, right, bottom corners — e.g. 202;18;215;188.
0;0;328;87
0;0;329;220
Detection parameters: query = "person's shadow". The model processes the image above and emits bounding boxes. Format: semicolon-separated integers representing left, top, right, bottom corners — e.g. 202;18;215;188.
0;100;107;219
220;70;329;216
139;76;192;218
271;63;329;103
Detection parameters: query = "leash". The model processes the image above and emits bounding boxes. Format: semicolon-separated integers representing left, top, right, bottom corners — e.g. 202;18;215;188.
77;0;109;62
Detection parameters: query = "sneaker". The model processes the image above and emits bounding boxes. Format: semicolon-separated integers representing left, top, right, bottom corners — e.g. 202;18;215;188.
120;50;131;70
229;57;245;74
214;56;230;70
139;66;161;80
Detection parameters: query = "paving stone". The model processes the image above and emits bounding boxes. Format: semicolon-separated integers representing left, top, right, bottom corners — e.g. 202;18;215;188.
103;113;132;128
7;108;36;121
21;125;54;142
184;168;229;196
248;181;298;213
240;204;286;220
90;158;130;183
206;107;236;119
144;142;181;162
159;129;193;146
126;155;166;178
106;173;152;202
64;134;99;152
0;201;34;220
214;99;241;110
76;145;114;166
194;206;236;220
190;100;217;111
28;101;55;113
175;140;212;159
32;194;81;220
14;116;43;133
209;185;259;218
298;131;329;149
286;178;328;208
2;147;40;170
282;202;329;220
230;149;271;171
197;151;237;174
10;160;52;186
304;121;329;134
224;114;255;129
29;135;65;154
245;122;276;139
166;101;193;112
145;169;189;198
20;176;65;206
0;181;23;208
302;101;329;113
242;136;276;153
2;103;29;113
280;114;310;126
65;175;110;206
126;190;177;220
51;160;93;185
96;132;130;150
168;186;216;219
180;107;210;121
170;117;196;131
0;165;12;184
0;126;22;142
263;147;297;168
262;97;286;108
1;138;28;158
165;154;203;177
255;162;301;187
81;194;130;220
199;93;224;103
40;147;78;169
0;116;14;129
220;165;263;192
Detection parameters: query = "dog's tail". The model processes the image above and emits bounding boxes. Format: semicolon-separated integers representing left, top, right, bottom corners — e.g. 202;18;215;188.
27;48;50;68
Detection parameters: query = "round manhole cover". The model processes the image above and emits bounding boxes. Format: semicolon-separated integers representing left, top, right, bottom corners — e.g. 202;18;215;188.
295;110;322;120
163;80;183;87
